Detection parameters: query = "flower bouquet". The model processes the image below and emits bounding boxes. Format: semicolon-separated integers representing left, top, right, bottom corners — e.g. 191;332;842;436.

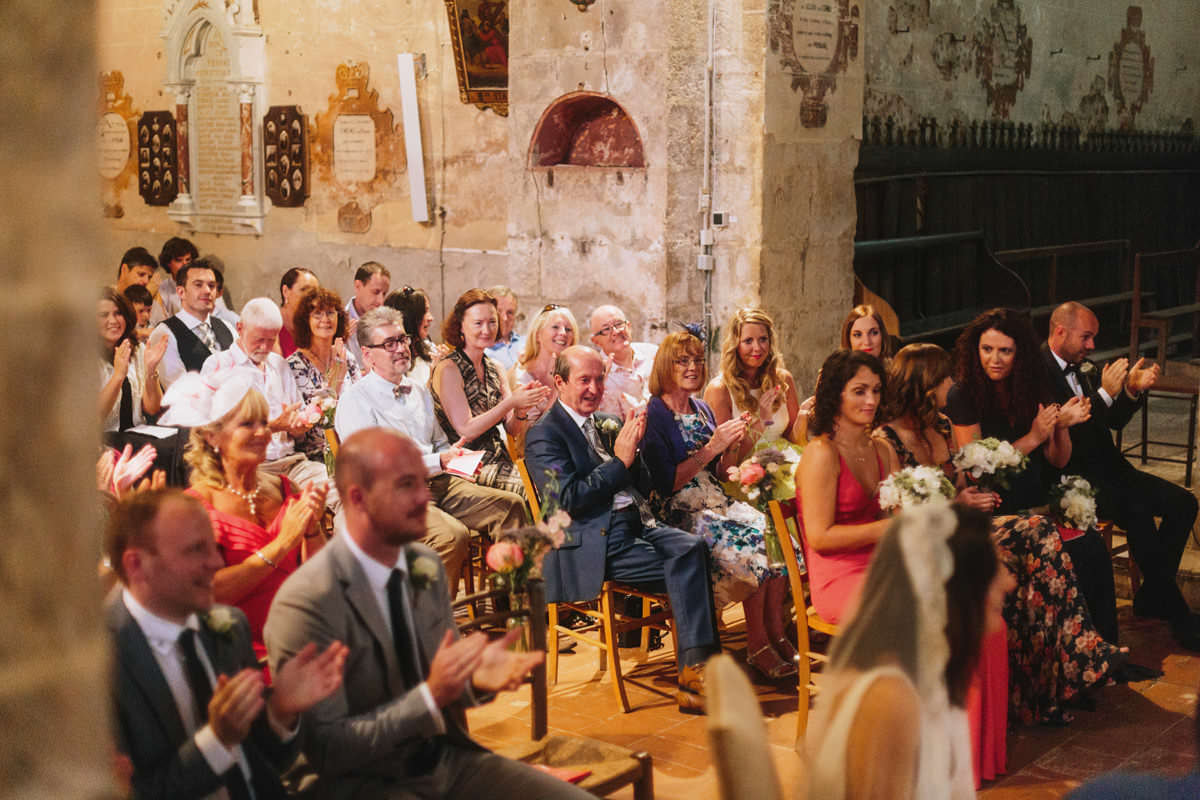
725;446;803;567
951;437;1028;493
1047;474;1099;543
299;392;339;475
877;465;956;512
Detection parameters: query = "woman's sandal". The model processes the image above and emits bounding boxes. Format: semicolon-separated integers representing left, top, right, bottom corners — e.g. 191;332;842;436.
772;636;800;667
747;644;798;680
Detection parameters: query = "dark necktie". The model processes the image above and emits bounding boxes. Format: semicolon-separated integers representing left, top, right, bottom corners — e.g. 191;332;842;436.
119;376;135;430
386;570;424;688
179;629;253;800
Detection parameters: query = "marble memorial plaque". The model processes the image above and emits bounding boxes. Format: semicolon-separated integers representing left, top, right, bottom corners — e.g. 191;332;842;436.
192;34;242;215
98;112;131;180
333;114;377;184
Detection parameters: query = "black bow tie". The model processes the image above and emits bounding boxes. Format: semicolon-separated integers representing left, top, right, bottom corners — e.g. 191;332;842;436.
1063;362;1080;375
393;383;412;398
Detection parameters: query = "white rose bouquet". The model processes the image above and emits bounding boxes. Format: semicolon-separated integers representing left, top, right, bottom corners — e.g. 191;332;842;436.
951;437;1028;493
877;465;956;512
1047;474;1098;531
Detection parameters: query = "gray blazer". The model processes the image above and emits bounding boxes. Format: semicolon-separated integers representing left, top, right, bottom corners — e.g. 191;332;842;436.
107;596;293;800
263;534;479;795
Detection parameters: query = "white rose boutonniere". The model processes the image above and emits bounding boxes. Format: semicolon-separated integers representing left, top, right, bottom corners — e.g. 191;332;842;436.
407;552;441;592
204;607;235;637
598;417;620;435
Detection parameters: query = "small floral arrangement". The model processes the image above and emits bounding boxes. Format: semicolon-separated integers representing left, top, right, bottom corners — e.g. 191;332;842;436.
878;465;956;512
951;437;1028;492
487;470;570;593
1047;474;1098;531
407;552;441;591
726;447;802;510
299;393;337;429
203;607;235;636
597;417;621;435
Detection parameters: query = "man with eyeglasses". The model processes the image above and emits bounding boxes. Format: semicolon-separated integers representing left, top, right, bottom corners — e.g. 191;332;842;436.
485;285;523;370
589;305;658;416
335;308;526;583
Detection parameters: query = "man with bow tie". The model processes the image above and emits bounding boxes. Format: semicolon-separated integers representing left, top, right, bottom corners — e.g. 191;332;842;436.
105;489;348;799
335;307;526;583
524;346;720;713
1043;301;1200;650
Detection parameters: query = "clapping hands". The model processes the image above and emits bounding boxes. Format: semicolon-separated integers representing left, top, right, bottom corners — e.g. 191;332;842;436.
613;407;647;467
1056;395;1092;427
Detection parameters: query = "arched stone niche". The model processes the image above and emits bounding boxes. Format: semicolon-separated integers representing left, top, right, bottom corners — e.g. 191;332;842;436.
528;92;646;168
162;2;266;233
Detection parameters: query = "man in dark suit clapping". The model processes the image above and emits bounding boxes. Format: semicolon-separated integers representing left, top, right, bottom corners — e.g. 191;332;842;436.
524;346;720;713
105;489;347;799
1043;302;1200;650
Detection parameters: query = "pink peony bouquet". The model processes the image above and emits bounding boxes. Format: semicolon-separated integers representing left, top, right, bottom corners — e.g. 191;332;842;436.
299;393;337;429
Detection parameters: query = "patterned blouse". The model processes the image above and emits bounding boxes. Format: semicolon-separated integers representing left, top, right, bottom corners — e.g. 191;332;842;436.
286;349;360;461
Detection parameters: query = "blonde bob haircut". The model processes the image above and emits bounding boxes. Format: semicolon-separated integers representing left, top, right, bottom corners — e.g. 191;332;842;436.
649;331;706;397
183;388;271;489
719;307;787;415
517;305;578;370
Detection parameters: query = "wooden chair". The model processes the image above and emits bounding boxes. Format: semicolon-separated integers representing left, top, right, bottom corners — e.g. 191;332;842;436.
1097;520;1141;598
705;653;784;800
767;497;839;743
454;579;655;800
514;456;679;714
323;427;340;458
1119;243;1200;487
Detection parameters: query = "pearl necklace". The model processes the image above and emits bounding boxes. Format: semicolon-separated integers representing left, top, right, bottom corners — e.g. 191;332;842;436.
225;483;262;518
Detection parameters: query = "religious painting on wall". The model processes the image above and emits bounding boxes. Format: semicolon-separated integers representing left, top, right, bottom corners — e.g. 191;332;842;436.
444;0;509;116
137;111;179;206
263;105;309;207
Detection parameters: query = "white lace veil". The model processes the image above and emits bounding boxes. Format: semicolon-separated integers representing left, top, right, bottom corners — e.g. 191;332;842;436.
806;502;972;800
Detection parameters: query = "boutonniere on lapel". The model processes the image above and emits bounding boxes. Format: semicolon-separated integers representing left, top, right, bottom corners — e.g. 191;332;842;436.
1078;361;1096;380
597;417;620;436
407;551;440;592
203;607;235;637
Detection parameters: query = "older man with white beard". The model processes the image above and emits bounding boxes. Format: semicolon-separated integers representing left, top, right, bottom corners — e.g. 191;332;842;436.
202;297;335;504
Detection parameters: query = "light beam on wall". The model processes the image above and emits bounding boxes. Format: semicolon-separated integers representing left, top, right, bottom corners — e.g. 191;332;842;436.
397;53;429;223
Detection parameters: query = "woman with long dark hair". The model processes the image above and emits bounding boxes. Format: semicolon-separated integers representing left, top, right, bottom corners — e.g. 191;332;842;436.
99;287;166;432
384;286;442;385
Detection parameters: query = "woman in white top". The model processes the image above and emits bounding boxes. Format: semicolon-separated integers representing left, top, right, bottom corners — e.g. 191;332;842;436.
806;503;1015;800
99;287;166;432
509;304;578;423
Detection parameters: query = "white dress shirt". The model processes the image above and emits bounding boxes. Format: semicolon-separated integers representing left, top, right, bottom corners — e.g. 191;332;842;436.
150;309;237;389
334;372;450;476
202;344;302;461
343;297;366;372
597;342;657;416
100;346;151;431
340;531;445;732
557;400;634;510
122;591;245;799
150;275;234;327
1049;348;1114;407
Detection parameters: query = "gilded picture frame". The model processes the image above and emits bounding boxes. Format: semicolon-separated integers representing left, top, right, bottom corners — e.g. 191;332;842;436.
444;0;509;116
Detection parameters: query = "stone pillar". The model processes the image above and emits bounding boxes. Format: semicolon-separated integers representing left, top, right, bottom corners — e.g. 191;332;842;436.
174;88;192;198
0;0;113;797
237;83;255;204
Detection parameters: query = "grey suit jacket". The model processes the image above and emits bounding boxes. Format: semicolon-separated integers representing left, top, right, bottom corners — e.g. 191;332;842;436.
107;595;293;800
263;534;479;795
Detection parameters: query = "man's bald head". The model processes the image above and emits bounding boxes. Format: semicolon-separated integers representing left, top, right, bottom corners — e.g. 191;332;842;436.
1048;301;1099;363
334;427;418;498
335;427;431;555
588;305;623;335
554;346;607;416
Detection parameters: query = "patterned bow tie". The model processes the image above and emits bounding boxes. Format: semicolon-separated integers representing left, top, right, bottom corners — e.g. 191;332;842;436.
393;383;412;398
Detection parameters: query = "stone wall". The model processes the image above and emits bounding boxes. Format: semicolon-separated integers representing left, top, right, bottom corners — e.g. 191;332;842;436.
865;0;1200;132
1;0;114;796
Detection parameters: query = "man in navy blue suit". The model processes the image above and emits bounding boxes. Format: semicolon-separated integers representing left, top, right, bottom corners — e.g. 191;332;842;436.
524;346;719;713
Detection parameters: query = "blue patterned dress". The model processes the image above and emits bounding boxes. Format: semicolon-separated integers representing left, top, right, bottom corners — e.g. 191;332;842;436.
653;411;777;607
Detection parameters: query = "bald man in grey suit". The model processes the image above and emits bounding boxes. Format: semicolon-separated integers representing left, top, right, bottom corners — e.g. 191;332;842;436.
264;428;591;799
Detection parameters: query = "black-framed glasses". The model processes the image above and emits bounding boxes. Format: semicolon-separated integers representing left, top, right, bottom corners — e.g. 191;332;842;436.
363;334;412;352
592;319;629;338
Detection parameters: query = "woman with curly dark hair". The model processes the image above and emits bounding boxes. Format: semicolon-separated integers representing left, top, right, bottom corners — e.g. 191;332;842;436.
945;308;1123;726
796;350;899;625
430;289;550;496
286;287;360;462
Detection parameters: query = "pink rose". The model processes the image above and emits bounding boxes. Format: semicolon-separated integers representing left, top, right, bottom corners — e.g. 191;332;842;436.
486;541;524;572
739;462;766;486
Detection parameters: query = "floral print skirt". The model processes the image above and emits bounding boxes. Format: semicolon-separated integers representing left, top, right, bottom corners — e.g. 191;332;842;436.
993;513;1118;725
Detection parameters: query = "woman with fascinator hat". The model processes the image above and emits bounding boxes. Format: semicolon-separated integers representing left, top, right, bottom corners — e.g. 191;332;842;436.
160;368;329;664
641;330;797;681
806;504;1015;800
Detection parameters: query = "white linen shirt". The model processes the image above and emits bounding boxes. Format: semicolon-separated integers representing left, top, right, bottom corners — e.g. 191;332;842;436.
202;344;302;461
334;372;450;476
597;341;657;416
150;309;237;389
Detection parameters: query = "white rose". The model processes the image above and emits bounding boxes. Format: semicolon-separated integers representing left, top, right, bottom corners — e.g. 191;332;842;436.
878;481;900;510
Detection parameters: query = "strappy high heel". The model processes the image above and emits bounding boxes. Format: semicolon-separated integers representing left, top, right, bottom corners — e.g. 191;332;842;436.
747;644;798;680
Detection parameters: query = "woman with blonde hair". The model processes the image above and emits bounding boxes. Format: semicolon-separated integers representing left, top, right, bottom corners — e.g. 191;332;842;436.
642;330;796;679
162;369;327;662
703;308;804;486
509;304;578;424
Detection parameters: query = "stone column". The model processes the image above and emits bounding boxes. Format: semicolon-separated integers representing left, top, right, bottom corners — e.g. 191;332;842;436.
0;0;113;797
237;82;256;207
170;84;195;214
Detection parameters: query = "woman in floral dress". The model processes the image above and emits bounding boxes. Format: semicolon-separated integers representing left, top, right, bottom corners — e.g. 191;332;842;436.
642;331;796;681
286;288;360;463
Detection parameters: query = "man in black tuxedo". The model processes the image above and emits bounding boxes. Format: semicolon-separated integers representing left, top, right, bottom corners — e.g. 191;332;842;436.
1044;302;1200;650
524;346;720;713
105;489;347;799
